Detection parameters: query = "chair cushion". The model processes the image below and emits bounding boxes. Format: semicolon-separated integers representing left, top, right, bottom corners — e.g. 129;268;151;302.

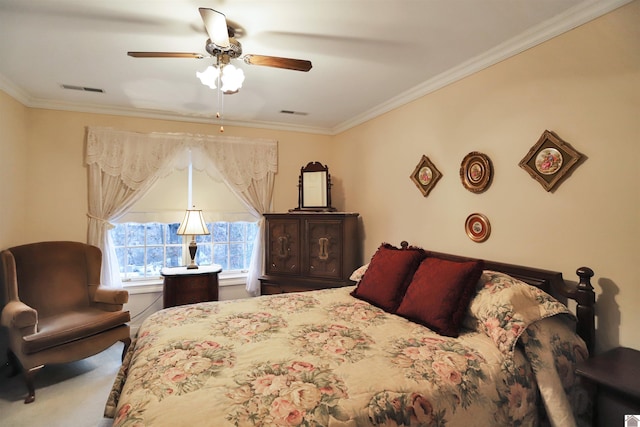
22;308;130;354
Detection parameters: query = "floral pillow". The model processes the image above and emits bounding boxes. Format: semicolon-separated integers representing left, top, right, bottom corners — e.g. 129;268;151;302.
464;270;575;355
349;263;369;282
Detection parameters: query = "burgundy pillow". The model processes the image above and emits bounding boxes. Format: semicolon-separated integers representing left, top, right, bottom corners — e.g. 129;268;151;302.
351;243;426;312
396;257;484;337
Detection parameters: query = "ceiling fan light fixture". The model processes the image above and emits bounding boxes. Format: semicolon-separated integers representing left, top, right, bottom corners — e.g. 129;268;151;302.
129;7;313;100
196;65;220;89
196;63;244;93
220;64;245;93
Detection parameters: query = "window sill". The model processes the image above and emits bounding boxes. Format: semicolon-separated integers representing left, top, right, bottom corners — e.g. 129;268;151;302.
124;274;247;295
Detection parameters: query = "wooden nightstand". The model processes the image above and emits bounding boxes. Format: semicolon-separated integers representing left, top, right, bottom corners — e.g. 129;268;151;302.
161;265;222;308
575;347;640;426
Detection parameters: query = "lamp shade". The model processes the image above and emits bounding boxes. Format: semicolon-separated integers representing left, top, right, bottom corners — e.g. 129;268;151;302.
176;210;210;236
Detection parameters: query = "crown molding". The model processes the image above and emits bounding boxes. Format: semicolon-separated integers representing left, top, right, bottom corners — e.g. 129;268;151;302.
0;73;31;105
33;100;334;135
0;78;333;135
331;0;633;135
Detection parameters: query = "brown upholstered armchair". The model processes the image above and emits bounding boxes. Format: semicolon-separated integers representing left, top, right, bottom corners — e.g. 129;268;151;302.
0;241;131;403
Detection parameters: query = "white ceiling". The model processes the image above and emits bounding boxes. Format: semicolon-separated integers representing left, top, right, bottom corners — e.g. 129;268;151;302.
0;0;630;135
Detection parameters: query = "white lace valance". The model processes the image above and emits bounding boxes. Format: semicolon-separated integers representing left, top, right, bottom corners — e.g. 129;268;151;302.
85;127;278;191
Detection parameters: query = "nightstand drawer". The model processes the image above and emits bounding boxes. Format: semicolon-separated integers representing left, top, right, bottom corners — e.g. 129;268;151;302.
161;265;222;308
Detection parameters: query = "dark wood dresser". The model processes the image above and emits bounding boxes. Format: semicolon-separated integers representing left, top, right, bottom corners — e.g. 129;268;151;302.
259;212;360;294
575;346;640;426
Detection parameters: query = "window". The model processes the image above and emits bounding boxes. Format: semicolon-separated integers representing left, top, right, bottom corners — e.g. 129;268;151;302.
111;223;181;280
111;221;258;281
111;166;257;283
196;221;259;272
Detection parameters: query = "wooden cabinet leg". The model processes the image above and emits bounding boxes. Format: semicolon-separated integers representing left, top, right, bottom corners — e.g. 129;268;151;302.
23;365;43;404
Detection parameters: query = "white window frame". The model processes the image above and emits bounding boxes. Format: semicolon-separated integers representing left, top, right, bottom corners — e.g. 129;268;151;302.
111;220;258;288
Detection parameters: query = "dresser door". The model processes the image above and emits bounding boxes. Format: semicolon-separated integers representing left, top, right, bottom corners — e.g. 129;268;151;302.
305;219;343;280
265;218;301;276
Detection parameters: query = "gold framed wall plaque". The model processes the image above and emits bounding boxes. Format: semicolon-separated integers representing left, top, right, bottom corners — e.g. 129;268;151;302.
465;213;491;242
519;130;584;192
460;152;493;193
410;155;442;197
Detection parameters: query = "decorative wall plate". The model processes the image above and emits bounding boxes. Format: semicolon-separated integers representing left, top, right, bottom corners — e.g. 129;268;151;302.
519;130;584;192
410;155;442;197
460;152;493;193
465;213;491;242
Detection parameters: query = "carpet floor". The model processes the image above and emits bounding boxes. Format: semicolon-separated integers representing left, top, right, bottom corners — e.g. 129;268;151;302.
0;343;125;427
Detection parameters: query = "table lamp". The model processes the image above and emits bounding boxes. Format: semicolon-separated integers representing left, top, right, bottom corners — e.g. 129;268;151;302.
176;209;210;269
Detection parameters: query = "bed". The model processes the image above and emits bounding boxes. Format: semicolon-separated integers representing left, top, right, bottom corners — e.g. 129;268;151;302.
105;242;596;426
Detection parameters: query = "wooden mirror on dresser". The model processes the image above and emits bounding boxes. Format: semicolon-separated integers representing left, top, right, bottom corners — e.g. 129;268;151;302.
263;162;360;295
292;161;336;212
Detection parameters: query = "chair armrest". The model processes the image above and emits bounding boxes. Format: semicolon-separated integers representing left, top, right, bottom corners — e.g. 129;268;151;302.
1;300;37;329
92;286;129;305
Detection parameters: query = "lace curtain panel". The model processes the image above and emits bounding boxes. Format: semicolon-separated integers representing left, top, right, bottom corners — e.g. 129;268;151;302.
85;127;277;295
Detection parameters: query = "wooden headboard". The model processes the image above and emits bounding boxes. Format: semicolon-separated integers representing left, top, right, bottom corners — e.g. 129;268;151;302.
399;242;596;354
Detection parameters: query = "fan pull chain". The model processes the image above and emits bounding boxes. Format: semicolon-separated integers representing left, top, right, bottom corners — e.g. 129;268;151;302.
219;89;224;133
216;68;224;133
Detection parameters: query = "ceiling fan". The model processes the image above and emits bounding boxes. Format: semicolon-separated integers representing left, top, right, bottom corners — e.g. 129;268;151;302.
127;8;312;73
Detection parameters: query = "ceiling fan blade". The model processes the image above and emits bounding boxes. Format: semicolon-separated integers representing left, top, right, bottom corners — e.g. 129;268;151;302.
128;52;205;59
199;8;230;49
243;55;312;72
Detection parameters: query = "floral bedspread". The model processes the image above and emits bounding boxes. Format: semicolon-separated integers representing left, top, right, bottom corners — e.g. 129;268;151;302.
106;286;588;426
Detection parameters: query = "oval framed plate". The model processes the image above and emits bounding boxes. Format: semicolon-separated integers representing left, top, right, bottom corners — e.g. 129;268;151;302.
465;213;491;242
460;152;493;193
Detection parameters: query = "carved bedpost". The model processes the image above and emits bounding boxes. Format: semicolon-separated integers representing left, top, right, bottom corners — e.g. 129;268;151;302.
575;267;596;355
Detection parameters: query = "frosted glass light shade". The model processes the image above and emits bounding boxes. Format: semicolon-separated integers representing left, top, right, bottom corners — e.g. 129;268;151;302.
196;64;244;93
220;64;245;93
196;65;220;89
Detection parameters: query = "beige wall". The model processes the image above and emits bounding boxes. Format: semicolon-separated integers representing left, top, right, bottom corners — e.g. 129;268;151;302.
0;91;28;356
0;90;28;249
0;1;638;356
335;1;640;352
